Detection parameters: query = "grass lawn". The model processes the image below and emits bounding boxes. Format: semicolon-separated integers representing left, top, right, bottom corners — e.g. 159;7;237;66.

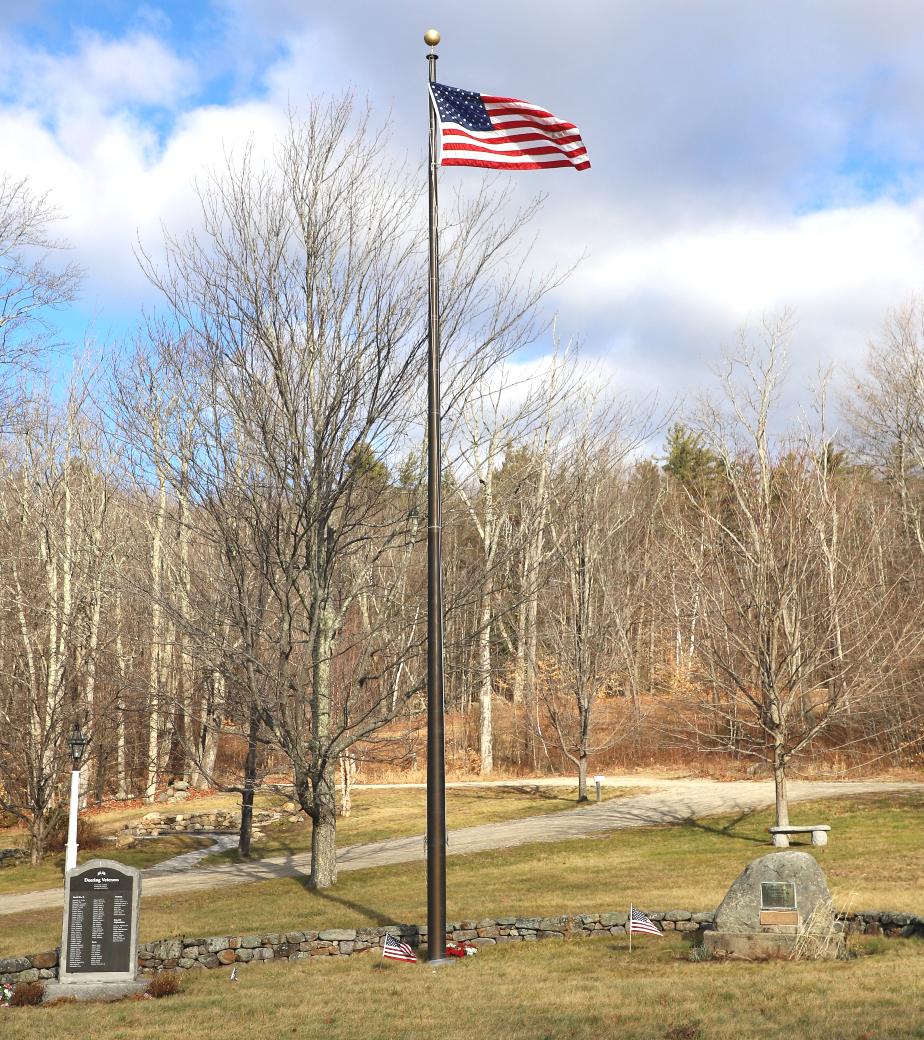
4;935;924;1040
1;791;921;959
200;783;643;866
0;785;641;895
0;836;212;897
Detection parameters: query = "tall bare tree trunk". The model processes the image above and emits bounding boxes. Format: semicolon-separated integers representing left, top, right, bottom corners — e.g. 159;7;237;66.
338;752;357;818
478;590;494;776
145;457;168;802
307;603;338;888
238;704;259;858
114;584;130;799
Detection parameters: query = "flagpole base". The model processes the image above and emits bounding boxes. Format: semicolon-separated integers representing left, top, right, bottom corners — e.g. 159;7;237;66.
426;957;454;968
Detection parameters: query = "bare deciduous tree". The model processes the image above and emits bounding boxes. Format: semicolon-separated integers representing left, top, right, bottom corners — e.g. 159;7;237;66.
115;96;555;886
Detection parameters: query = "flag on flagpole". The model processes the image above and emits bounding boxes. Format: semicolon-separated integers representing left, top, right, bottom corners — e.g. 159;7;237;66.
429;82;590;171
382;934;418;964
629;906;664;937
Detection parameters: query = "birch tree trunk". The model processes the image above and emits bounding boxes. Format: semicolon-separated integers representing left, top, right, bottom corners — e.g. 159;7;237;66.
145;455;168;803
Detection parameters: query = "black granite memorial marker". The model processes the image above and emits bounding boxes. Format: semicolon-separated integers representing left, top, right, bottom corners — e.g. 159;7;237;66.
65;865;135;974
46;859;144;1000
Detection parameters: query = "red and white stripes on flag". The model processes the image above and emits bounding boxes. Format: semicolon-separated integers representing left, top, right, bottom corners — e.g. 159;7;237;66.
382;933;418;963
430;81;590;172
629;906;663;937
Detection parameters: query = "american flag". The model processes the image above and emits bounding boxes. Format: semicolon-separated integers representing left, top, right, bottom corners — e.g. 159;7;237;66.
430;82;590;172
382;933;418;964
629;907;663;937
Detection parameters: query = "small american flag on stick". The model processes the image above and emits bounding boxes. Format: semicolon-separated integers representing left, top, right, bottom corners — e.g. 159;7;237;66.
430;82;590;171
629;906;664;938
382;934;418;964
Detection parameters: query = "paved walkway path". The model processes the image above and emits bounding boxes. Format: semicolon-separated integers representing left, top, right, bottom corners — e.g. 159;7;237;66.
3;778;919;917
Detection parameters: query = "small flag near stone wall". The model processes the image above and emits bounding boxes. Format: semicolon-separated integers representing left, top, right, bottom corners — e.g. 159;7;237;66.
629;907;664;937
628;905;663;953
382;934;418;964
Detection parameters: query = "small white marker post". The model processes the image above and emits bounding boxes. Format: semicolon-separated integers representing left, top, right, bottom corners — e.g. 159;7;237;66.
594;775;605;803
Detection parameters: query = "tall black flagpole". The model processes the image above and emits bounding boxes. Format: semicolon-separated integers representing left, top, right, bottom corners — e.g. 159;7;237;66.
424;26;448;965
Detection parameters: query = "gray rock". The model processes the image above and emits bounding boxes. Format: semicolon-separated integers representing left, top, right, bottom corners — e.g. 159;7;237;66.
0;848;27;867
0;957;30;974
599;912;628;927
665;910;692;922
204;937;229;954
714;851;832;933
318;929;356;942
539;916;568;931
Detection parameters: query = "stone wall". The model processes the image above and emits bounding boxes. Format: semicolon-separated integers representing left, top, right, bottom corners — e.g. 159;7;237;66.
2;909;921;985
121;803;303;841
0;848;26;868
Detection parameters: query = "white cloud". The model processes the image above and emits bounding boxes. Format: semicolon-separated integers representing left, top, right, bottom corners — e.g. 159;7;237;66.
1;7;923;429
1;31;198;118
571;201;924;323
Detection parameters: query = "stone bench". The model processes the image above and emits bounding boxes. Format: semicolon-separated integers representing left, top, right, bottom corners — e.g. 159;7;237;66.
768;825;830;848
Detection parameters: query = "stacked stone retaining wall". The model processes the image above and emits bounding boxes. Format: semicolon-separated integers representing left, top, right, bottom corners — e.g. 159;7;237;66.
2;909;921;985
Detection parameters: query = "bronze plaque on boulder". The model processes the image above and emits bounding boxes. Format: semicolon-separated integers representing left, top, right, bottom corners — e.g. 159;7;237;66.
761;881;797;910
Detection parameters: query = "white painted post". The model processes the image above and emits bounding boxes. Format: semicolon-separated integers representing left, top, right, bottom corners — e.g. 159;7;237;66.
594;775;605;803
65;768;81;872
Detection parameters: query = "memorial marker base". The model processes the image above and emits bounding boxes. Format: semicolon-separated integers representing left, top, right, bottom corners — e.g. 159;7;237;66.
43;978;148;1003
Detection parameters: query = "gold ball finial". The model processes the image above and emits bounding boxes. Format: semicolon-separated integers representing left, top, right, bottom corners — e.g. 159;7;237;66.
424;28;441;47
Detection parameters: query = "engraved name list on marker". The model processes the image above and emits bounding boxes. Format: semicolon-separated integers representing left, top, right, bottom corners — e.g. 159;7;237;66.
54;859;143;996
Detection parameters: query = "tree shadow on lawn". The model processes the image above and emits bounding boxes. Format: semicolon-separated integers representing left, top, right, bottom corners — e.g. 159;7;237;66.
677;808;769;845
479;785;571;803
293;872;404;927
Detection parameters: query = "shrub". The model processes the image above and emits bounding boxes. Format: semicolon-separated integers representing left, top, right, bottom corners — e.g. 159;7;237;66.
11;981;44;1006
45;816;105;854
146;971;182;999
664;1025;703;1040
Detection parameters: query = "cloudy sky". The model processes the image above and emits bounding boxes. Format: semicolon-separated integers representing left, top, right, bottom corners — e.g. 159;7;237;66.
3;1;924;417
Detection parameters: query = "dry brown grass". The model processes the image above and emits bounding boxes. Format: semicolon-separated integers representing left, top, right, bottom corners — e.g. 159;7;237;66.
0;834;215;897
203;783;644;865
1;791;921;961
0;936;921;1040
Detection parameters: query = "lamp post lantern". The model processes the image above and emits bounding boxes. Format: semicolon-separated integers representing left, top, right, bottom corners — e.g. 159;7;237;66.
65;721;88;873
